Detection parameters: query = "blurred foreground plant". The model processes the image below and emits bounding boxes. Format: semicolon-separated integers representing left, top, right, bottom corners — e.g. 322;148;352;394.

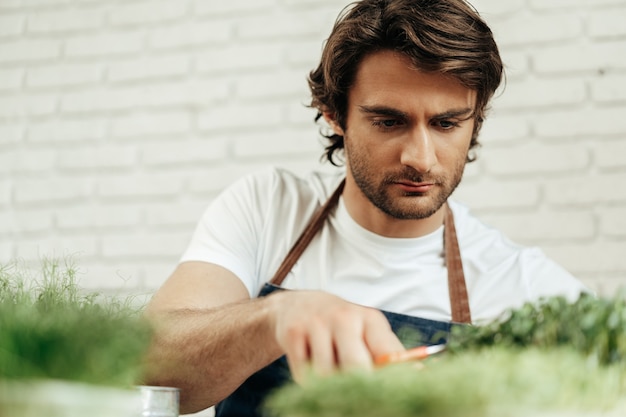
0;258;152;387
266;292;626;417
266;346;626;417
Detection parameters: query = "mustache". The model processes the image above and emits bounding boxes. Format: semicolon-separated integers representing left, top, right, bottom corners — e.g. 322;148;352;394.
382;169;444;184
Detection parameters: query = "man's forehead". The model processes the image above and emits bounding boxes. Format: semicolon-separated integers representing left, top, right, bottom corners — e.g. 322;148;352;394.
349;54;477;113
353;50;475;91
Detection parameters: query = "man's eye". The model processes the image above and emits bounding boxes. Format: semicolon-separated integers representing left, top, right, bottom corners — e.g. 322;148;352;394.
435;120;459;129
372;119;402;128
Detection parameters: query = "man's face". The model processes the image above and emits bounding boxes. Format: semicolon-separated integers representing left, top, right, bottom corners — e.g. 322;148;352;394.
327;50;477;222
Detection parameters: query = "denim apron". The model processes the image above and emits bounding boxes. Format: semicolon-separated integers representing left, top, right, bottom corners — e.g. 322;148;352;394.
215;179;471;417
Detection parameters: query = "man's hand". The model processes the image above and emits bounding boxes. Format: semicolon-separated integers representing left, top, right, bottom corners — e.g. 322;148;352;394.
144;262;405;412
267;290;405;382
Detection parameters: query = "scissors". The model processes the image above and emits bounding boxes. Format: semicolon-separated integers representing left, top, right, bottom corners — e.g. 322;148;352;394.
374;344;447;366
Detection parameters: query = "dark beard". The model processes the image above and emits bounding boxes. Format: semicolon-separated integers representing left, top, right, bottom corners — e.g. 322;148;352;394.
350;165;465;220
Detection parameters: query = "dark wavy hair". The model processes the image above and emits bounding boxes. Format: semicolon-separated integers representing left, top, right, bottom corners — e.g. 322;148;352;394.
309;0;504;165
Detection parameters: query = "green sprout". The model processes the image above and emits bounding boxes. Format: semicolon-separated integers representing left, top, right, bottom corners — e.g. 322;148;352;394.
0;257;152;388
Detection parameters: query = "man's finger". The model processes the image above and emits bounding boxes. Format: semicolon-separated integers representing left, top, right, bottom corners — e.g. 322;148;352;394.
308;319;336;376
363;311;405;358
332;313;374;371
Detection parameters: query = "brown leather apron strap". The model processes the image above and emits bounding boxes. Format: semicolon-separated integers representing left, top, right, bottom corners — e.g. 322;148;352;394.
269;179;346;286
268;178;472;324
444;204;471;324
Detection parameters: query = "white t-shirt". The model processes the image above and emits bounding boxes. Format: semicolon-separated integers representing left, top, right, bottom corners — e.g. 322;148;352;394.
181;167;587;324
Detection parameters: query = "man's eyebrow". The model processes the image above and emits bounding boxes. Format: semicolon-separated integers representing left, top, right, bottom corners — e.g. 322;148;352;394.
358;105;409;119
358;105;475;120
434;108;474;120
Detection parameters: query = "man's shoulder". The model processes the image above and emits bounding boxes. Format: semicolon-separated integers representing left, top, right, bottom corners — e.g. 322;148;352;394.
446;199;482;231
447;199;521;252
447;199;558;269
239;166;345;204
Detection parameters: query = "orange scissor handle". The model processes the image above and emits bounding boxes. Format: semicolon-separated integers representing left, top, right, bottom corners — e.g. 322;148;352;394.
374;344;446;366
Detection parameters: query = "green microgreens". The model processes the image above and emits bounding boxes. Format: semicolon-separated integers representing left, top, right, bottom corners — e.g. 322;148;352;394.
0;258;152;388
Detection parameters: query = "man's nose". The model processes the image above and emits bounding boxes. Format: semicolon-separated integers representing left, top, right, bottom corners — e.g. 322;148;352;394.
400;126;437;173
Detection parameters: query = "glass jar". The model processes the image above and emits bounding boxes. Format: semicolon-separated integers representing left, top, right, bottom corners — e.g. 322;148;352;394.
138;385;180;417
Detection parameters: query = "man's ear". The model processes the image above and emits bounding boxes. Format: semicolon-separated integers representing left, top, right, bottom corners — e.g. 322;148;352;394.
322;112;345;136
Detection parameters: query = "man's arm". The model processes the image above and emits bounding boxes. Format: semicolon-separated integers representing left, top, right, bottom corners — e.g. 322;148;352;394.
143;261;281;413
143;261;404;414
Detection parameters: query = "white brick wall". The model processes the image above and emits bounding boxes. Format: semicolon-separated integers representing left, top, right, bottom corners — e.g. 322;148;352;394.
1;0;626;302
